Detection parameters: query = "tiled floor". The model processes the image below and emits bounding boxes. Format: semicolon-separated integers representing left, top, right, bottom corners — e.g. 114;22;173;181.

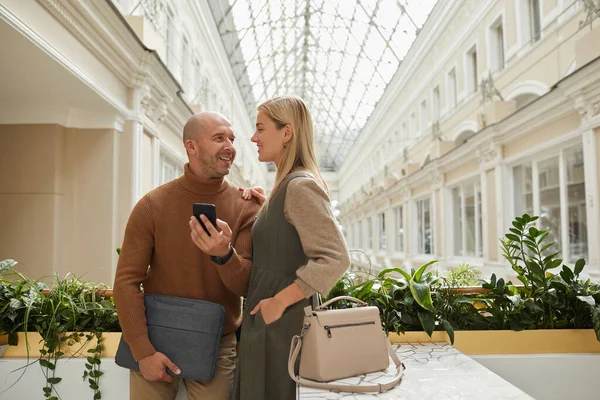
298;342;532;400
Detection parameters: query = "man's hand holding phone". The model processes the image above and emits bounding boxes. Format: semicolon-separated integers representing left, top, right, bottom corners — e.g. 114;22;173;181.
190;204;232;258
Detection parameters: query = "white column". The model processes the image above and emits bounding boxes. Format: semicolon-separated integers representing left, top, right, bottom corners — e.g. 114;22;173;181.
480;170;489;261
386;207;393;259
495;165;505;259
559;149;570;262
152;136;160;188
583;130;599;270
431;190;438;257
132;120;143;205
440;186;449;260
532;161;540;220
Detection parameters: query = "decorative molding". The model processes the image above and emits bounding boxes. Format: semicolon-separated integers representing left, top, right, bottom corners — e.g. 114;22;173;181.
476;141;501;165
38;0;135;86
41;0;103;58
480;72;504;105
429;169;444;188
579;0;600;28
593;100;600;116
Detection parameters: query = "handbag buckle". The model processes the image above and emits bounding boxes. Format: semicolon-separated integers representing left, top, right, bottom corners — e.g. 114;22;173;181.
299;323;311;338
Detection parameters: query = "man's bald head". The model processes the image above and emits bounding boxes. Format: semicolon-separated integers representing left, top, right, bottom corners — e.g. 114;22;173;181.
183;111;236;180
183;111;230;142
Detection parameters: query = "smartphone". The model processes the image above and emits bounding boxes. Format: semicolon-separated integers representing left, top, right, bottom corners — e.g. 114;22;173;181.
192;203;217;236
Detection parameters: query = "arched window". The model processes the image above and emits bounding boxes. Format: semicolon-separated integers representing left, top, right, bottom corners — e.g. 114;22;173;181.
454;130;476;146
505;81;548;110
514;93;540;110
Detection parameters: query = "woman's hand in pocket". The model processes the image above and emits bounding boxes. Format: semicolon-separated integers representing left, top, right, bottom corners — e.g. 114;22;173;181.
240;187;266;205
250;297;285;325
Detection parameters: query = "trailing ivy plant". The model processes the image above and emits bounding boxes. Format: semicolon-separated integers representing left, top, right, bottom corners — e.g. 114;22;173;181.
83;332;104;399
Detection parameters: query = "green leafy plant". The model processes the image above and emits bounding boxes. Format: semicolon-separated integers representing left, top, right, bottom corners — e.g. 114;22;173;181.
499;214;600;336
325;214;600;343
0;260;119;399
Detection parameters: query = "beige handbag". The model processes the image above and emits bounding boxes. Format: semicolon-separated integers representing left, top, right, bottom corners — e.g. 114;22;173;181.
288;296;405;393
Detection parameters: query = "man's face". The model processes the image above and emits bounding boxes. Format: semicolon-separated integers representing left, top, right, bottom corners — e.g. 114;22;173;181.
191;118;236;179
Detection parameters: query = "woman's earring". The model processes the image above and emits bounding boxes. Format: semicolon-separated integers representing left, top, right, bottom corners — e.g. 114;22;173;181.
283;141;288;149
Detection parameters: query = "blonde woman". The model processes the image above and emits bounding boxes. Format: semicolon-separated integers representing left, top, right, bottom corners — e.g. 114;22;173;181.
233;96;350;399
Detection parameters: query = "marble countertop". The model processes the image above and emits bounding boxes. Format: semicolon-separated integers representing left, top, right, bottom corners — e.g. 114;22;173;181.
298;342;532;400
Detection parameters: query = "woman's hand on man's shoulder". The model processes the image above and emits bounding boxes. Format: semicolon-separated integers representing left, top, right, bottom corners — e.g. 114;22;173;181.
240;186;266;205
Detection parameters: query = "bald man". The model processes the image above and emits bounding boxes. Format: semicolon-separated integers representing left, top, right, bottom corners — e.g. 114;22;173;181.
113;112;261;400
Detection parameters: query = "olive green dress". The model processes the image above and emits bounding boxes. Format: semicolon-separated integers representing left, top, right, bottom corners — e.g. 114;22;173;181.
233;172;314;400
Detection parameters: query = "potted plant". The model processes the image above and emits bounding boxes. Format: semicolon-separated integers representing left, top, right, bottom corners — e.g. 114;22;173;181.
327;214;600;354
0;260;120;400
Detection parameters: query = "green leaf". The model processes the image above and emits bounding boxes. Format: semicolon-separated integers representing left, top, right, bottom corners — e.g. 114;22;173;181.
509;228;521;235
8;331;18;346
43;387;52;394
49;397;59;400
517;275;530;287
87;348;97;353
441;319;455;345
560;266;574;283
94;392;102;400
90;370;104;378
409;280;436;313
39;359;55;370
543;252;561;265
549;281;567;292
413;261;436;281
47;377;62;384
528;227;538;237
417;310;435;336
546;259;562;270
577;296;596;307
512;221;523;229
378;267;410;282
575;259;585;275
591;306;600;342
506;234;520;241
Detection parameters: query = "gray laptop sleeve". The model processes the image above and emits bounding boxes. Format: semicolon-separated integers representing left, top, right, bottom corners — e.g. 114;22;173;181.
115;293;226;382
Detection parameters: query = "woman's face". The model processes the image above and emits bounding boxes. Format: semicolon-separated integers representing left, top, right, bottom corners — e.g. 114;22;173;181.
251;110;287;163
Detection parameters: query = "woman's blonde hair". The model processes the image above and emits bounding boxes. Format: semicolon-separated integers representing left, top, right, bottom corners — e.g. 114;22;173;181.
258;95;328;204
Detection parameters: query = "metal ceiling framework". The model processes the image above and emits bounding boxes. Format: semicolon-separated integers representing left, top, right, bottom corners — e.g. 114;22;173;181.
209;0;437;171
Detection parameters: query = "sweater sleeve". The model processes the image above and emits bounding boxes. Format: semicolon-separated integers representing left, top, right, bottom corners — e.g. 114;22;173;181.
284;177;350;297
213;199;259;297
112;195;156;361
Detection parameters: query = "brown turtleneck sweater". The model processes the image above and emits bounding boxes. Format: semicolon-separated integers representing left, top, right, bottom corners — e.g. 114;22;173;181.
113;164;260;361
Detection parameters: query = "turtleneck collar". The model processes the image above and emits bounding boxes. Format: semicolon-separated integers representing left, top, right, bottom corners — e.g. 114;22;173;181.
178;163;228;196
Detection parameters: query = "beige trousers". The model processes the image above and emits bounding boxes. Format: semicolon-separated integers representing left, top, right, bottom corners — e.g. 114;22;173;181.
129;333;237;400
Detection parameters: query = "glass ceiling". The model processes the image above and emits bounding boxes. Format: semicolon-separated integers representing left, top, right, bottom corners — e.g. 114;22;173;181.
209;0;438;171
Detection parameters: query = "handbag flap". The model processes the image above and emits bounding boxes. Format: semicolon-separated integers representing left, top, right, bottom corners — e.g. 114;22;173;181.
311;306;381;327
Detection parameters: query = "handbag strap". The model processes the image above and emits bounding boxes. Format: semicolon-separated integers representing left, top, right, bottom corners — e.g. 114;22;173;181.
288;330;404;393
315;296;367;310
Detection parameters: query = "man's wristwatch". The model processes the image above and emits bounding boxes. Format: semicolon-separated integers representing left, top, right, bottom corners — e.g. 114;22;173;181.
210;243;234;265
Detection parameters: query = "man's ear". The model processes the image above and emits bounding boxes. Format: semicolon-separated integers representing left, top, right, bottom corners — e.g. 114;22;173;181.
184;139;196;155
